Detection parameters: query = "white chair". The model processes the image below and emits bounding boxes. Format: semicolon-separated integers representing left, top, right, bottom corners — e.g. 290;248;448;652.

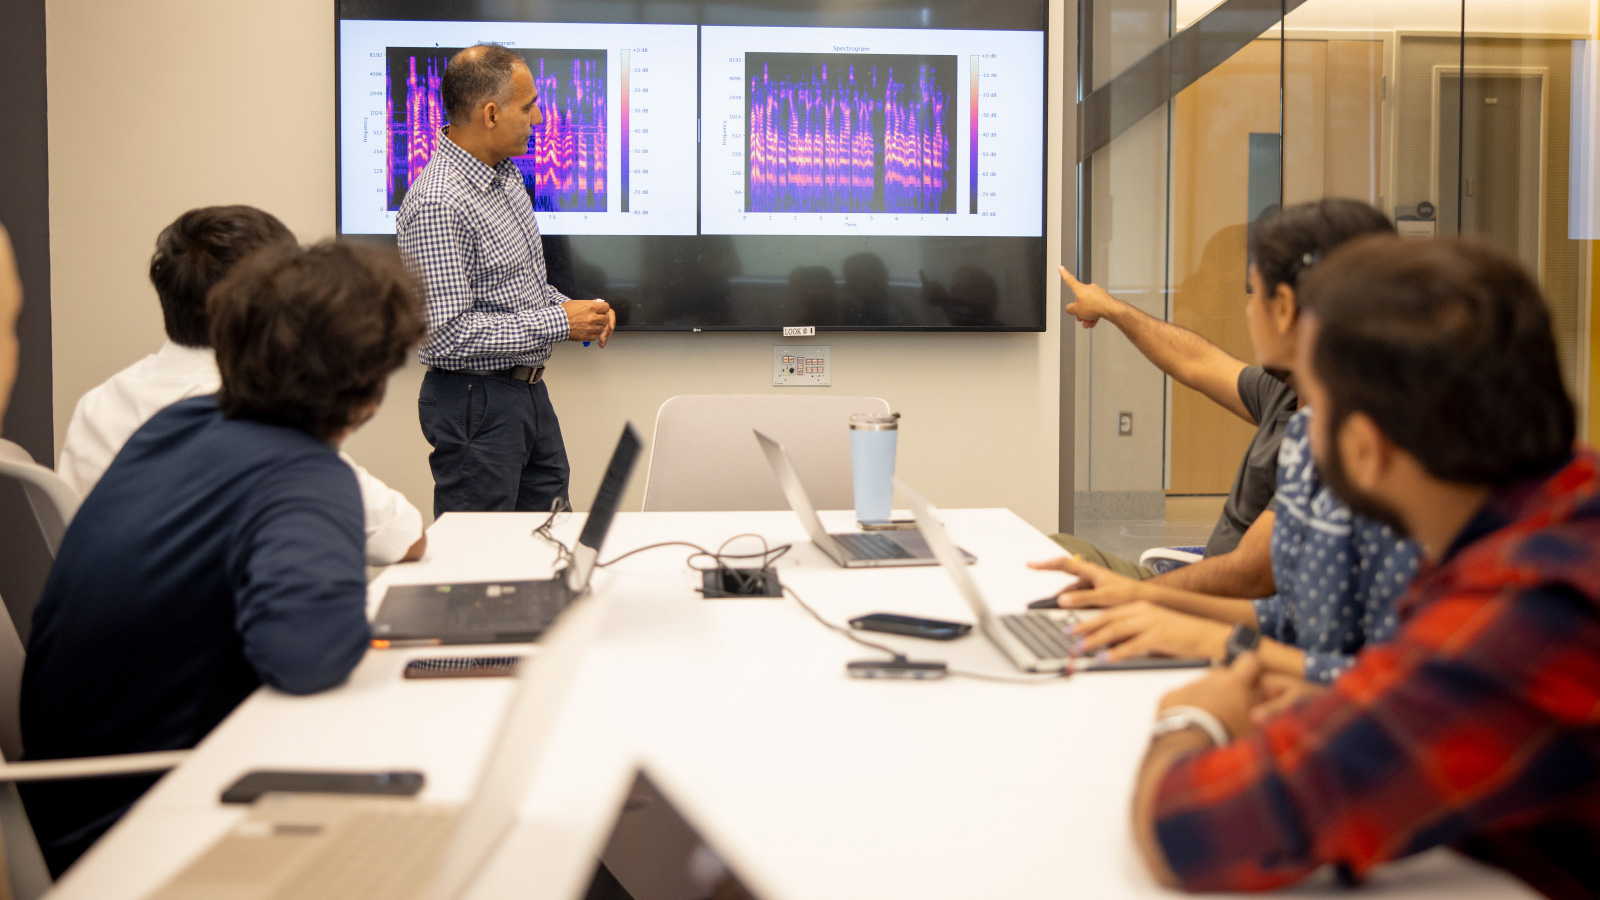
1138;545;1205;575
0;599;189;899
0;441;79;559
0;441;183;897
643;395;891;512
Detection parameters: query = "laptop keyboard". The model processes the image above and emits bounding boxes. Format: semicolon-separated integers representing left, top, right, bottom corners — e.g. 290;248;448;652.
445;581;570;634
833;532;915;560
268;807;457;900
999;612;1081;661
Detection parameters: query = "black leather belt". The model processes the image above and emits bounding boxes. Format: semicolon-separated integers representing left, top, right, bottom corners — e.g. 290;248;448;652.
428;365;544;384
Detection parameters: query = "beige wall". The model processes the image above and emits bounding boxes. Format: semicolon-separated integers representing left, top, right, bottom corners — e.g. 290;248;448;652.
46;0;1066;532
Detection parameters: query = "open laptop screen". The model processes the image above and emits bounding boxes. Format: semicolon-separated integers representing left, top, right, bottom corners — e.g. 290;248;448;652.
566;423;643;593
581;770;758;900
578;424;643;552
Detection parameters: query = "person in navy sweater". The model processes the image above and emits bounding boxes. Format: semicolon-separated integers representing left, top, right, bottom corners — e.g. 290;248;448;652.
19;240;425;876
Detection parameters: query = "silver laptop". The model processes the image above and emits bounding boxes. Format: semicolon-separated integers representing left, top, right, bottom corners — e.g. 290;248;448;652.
147;588;611;900
753;429;973;568
898;479;1209;674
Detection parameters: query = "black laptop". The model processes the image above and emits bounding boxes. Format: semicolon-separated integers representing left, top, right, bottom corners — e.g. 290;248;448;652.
582;769;759;900
371;423;641;645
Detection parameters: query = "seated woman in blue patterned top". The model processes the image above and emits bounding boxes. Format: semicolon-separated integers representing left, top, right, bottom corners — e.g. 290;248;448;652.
1250;407;1418;681
1031;200;1417;682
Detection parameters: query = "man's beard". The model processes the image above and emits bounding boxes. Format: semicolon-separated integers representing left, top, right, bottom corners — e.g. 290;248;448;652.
1317;438;1410;535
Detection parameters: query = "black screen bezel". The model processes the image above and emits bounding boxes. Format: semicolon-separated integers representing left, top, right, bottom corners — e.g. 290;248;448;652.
334;0;1050;332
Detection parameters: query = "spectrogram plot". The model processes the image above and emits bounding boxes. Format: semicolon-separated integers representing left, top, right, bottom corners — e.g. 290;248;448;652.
385;47;608;212
745;53;955;215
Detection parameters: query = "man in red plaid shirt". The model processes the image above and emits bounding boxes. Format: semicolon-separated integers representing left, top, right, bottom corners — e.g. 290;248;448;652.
1130;236;1600;899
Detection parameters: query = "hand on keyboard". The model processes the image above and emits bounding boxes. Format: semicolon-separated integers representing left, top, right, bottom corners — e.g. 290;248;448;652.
1068;601;1230;663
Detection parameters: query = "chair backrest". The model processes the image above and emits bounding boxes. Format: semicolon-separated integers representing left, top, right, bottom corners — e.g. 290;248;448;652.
643;395;891;512
0;442;79;559
0;592;22;765
0;588;55;900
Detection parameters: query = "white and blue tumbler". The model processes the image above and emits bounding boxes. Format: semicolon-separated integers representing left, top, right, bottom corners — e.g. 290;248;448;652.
849;412;900;523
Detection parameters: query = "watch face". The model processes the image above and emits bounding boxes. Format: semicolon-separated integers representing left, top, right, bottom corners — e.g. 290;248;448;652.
1224;624;1261;664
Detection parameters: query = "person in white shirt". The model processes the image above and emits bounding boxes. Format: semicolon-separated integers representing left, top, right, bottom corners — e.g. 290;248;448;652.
59;206;426;565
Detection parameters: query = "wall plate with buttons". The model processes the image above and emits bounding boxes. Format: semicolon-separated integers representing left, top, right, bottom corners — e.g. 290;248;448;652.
773;345;831;387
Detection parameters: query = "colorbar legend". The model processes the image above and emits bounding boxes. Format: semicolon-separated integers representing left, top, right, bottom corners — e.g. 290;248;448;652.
969;55;979;214
621;49;630;213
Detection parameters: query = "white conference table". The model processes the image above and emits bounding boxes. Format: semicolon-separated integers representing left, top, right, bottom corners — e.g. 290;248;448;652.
49;509;1532;899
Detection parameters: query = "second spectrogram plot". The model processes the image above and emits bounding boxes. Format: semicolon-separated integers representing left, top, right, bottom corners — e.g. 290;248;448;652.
385;46;607;213
744;53;955;215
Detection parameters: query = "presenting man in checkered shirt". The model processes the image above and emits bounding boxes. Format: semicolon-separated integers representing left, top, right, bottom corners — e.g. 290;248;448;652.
398;44;614;516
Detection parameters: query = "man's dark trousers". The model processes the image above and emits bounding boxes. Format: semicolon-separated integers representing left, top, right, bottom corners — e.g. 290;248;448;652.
419;370;570;518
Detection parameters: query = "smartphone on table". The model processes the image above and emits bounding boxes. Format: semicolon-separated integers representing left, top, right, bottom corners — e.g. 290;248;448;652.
848;613;972;641
219;770;426;804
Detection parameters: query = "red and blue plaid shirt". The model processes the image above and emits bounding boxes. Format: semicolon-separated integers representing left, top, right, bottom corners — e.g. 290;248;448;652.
1154;446;1600;898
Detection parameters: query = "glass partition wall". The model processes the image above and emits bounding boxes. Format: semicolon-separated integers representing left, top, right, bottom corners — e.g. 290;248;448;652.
1074;0;1595;515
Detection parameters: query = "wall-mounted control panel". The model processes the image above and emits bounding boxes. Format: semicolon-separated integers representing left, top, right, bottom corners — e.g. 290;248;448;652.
773;345;831;387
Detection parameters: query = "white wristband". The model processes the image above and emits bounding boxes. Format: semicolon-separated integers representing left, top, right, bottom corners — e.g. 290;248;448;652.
1151;705;1231;747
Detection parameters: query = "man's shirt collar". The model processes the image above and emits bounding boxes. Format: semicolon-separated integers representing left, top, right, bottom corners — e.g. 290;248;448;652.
436;127;518;192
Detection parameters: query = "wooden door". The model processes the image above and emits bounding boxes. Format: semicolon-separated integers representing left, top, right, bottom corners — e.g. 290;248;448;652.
1168;39;1382;493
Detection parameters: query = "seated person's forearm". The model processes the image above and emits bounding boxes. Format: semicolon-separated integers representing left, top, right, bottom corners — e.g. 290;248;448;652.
1152;512;1277;598
1138;587;1260;627
401;534;427;562
1102;306;1250;421
1132;729;1213;888
1151;554;1274;598
1256;639;1305;678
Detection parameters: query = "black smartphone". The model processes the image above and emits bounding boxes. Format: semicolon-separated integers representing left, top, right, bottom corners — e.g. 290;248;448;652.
219;770;426;804
403;655;522;679
848;613;972;641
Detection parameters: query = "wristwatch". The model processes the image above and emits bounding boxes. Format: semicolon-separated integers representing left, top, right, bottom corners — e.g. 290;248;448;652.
1223;623;1261;665
1150;705;1230;747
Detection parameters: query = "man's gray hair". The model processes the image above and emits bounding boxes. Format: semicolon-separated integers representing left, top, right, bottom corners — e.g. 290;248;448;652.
441;44;527;125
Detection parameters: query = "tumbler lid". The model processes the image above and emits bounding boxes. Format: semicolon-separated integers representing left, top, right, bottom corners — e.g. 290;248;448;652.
849;412;900;431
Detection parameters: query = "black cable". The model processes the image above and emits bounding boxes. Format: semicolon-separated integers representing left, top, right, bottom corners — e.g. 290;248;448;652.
781;584;903;660
597;541;714;568
530;498;574;573
595;533;1071;683
597;536;792;571
944;667;1071;684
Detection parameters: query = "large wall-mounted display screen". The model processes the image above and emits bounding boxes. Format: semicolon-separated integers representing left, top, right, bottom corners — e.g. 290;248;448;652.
336;1;1049;330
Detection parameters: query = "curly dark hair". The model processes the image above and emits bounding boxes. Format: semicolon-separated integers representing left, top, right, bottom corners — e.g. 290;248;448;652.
149;206;294;347
1301;235;1574;486
208;241;426;442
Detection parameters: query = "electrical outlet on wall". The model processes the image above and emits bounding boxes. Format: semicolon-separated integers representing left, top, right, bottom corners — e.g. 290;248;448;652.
1117;412;1133;436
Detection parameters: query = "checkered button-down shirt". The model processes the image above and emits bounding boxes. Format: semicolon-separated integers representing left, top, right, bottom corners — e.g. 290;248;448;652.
396;129;570;369
1153;447;1600;898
